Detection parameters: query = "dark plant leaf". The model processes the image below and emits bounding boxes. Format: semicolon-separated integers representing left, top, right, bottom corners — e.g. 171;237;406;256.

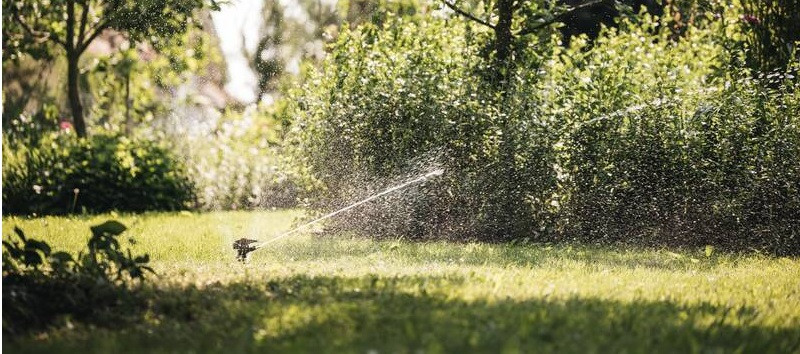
49;251;75;264
14;227;27;241
26;239;52;256
22;250;43;267
90;220;127;237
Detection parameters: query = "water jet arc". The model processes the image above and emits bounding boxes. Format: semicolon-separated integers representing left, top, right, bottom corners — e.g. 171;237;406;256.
233;169;444;260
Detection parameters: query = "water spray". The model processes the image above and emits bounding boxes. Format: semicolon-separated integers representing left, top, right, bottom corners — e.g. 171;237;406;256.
233;168;445;261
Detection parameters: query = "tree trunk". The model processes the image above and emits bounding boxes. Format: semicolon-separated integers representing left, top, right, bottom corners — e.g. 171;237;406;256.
493;0;519;239
66;52;87;138
493;0;514;82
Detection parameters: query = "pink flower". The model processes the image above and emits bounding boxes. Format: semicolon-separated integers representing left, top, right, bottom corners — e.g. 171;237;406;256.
60;120;73;131
741;14;760;25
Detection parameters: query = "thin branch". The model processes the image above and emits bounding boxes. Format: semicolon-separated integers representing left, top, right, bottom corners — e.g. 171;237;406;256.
11;11;67;47
79;21;110;53
77;1;91;45
516;0;612;37
79;0;122;53
442;0;496;30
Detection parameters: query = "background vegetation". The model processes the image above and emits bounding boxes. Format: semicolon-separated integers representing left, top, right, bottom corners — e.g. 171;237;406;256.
3;1;800;350
290;4;800;253
4;0;799;254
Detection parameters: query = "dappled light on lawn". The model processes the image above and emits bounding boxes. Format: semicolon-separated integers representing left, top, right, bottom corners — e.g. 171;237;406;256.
3;211;799;353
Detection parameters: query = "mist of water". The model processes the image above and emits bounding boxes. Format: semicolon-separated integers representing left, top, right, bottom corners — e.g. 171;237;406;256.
248;168;444;252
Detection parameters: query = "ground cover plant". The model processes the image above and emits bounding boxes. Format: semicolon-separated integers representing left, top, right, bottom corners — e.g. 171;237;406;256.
3;210;799;353
2;220;153;334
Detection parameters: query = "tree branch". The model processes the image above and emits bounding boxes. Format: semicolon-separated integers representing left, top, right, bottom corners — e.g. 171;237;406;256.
441;0;495;30
79;21;110;53
516;0;612;37
79;0;122;53
77;1;91;45
11;11;67;47
66;0;76;51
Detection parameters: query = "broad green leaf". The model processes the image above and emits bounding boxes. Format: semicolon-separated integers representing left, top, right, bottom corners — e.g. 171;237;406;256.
26;239;52;256
49;251;75;264
91;220;128;237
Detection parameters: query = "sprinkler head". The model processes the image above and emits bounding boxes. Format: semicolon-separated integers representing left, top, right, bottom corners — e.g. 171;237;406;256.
232;238;259;262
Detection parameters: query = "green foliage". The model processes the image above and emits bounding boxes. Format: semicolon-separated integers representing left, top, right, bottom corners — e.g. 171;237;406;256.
175;106;306;210
535;15;800;252
2;102;61;145
3;0;219;137
86;28;224;134
290;18;507;238
291;9;800;253
2;0;218;63
293;19;480;178
740;0;800;73
87;49;168;133
2;220;152;334
2;132;194;215
3;211;800;352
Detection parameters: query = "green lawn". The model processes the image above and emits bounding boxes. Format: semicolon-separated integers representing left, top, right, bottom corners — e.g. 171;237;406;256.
3;210;800;353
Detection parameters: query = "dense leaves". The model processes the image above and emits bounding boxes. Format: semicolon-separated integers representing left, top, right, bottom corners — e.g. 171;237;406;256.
2;221;152;334
291;10;800;253
2;132;194;215
2;0;218;63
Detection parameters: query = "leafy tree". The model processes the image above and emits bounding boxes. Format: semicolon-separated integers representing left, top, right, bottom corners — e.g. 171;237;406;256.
86;28;223;136
253;0;288;100
435;0;664;236
3;0;220;138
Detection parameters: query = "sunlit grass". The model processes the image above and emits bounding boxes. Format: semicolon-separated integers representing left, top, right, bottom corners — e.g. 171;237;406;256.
3;210;800;353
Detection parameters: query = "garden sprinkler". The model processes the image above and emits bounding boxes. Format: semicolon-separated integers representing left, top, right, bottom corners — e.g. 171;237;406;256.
232;168;444;262
233;238;259;261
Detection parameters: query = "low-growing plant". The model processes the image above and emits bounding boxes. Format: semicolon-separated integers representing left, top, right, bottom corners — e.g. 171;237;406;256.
2;220;153;334
2;132;194;215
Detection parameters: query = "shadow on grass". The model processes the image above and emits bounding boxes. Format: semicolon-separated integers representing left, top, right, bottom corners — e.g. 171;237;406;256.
5;274;799;354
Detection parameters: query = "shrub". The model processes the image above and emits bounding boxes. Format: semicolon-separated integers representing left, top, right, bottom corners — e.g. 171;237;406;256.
171;105;305;210
290;8;800;253
2;132;194;215
532;15;800;253
288;18;511;239
2;221;152;333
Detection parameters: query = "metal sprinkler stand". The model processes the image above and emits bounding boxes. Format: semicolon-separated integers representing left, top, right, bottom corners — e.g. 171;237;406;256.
233;238;259;262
